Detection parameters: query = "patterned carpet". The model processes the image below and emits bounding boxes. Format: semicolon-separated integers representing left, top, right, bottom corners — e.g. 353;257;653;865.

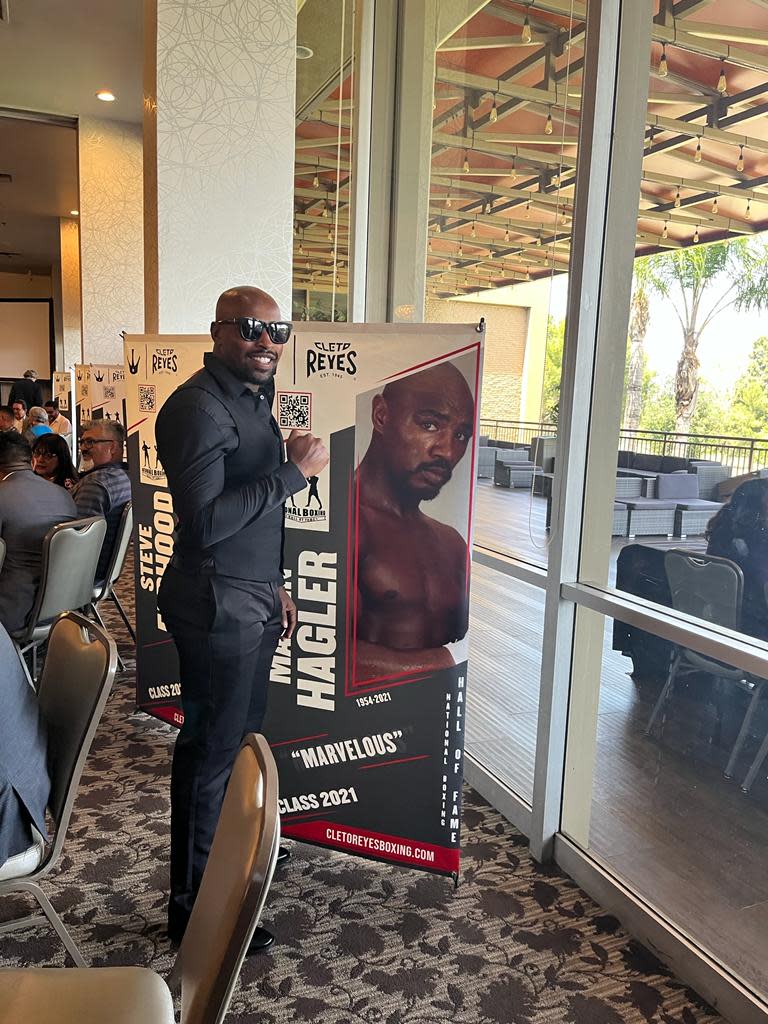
0;569;723;1024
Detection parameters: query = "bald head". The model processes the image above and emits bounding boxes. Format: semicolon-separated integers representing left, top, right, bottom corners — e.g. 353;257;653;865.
211;285;285;385
370;362;475;502
215;286;280;322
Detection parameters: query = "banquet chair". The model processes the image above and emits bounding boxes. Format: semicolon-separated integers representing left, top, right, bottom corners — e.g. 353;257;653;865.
0;733;281;1024
87;501;134;670
11;516;107;681
0;612;117;967
648;551;767;779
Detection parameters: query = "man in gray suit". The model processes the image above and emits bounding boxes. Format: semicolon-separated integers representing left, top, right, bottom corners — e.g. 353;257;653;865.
0;621;50;866
0;433;77;635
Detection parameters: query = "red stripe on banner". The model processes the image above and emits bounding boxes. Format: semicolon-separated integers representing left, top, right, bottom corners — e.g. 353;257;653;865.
127;417;148;432
351;671;428;688
357;754;430;770
281;819;460;874
351;467;361;686
142;638;176;649
140;703;182;726
271;732;329;747
377;342;481;383
344;470;354;693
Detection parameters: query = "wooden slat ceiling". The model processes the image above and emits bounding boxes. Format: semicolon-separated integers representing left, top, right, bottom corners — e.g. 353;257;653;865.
294;0;768;297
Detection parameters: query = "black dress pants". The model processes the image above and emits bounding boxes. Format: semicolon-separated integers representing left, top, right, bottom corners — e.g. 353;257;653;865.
158;564;282;933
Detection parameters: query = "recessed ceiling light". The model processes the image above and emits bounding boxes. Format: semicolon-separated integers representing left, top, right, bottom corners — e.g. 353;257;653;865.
69;210;79;216
296;45;313;60
96;90;116;102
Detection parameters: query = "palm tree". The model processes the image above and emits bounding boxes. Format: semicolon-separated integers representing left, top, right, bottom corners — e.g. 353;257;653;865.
638;239;768;434
624;263;650;432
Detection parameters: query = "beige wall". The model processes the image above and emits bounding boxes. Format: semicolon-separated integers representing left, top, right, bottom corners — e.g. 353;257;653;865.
79;117;144;363
57;218;83;368
0;271;52;299
426;295;530;422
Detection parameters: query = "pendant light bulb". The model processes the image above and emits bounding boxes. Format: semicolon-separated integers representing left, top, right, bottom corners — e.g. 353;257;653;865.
662;220;668;240
746;199;753;219
737;145;745;172
693;225;700;244
712;196;718;215
446;192;452;208
489;96;498;124
435;220;441;233
674;188;681;208
458;242;464;257
521;13;532;44
428;239;432;253
694;137;702;163
525;200;531;219
659;44;668;78
463;152;470;173
327;228;333;241
535;233;542;246
545;110;553;135
312;173;320;189
510;157;517;182
504;226;510;242
717;60;727;95
471;221;476;238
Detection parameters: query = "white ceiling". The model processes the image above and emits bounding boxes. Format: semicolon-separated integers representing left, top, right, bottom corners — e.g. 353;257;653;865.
0;0;143;123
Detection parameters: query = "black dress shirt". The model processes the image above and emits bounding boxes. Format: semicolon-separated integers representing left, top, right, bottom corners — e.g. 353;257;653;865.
155;353;306;582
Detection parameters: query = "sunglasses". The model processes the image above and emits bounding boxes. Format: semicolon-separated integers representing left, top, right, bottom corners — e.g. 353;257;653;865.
212;318;293;344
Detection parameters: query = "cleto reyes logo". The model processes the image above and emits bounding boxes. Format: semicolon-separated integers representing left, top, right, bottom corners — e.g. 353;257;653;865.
306;341;357;378
152;348;178;374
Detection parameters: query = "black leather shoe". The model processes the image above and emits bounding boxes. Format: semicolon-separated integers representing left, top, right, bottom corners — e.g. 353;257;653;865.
246;926;275;955
277;845;291;865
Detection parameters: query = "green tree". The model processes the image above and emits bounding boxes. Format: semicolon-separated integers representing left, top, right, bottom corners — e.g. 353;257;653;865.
729;335;768;438
542;317;564;424
624;262;651;431
636;239;768;433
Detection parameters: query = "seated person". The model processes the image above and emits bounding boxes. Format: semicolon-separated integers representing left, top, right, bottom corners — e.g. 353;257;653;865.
0;620;50;869
0;406;14;432
71;420;131;584
32;434;79;491
11;399;27;433
0;432;78;635
706;478;768;640
23;407;53;445
45;400;72;441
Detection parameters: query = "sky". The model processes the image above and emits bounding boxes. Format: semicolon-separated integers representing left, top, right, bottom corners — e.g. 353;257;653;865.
545;271;762;394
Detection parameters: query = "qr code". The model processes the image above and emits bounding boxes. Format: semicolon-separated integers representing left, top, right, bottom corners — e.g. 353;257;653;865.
103;386;115;400
278;392;311;430
139;385;156;412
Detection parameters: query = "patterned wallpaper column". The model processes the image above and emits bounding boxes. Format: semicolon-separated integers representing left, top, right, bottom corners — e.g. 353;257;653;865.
78;118;145;363
58;217;83;368
153;0;297;331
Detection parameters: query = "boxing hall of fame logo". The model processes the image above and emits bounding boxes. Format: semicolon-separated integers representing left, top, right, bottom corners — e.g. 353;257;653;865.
286;477;325;523
140;437;165;481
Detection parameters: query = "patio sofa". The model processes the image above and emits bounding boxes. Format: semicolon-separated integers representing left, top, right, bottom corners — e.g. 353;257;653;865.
616;473;722;539
493;448;543;489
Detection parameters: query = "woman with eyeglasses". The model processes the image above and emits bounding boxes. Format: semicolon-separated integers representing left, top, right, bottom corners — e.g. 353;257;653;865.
31;433;79;491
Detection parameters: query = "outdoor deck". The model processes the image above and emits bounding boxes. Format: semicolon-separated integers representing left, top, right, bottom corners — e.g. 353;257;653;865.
467;480;768;995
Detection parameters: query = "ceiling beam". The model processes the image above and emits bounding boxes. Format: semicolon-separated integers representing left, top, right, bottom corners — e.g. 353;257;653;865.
438;34;550;51
646;112;768;156
681;22;768;46
654;23;768;76
641;169;768;201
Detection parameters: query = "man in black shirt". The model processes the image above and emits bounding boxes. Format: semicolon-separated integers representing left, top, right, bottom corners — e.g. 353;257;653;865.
156;286;328;951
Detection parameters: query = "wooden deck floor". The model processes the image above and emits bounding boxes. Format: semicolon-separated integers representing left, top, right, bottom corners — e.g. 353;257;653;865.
468;480;768;997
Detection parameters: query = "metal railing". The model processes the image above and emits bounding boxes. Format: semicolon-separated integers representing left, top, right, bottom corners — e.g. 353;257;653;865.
480;419;768;476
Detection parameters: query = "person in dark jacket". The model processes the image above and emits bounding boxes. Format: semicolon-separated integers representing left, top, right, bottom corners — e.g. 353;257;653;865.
0;620;50;868
706;478;768;639
9;370;44;412
156;285;329;950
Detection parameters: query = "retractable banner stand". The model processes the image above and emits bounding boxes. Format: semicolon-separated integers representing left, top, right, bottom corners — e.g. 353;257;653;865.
125;324;483;877
52;370;75;448
74;364;91;433
88;364;127;426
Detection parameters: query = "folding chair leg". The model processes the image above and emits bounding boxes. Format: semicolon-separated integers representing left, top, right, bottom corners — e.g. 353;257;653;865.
647;654;679;737
726;682;764;779
90;603;125;671
10;879;86;967
110;592;136;642
742;729;768;794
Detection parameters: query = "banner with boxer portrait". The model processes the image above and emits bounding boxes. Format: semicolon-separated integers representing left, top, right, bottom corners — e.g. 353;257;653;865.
52;370;76;449
125;324;483;877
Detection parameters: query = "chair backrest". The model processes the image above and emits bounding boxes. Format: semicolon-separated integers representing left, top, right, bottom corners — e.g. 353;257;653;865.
22;517;107;641
656;472;699;500
177;734;279;1024
93;502;133;602
35;612;117;869
664;549;743;630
